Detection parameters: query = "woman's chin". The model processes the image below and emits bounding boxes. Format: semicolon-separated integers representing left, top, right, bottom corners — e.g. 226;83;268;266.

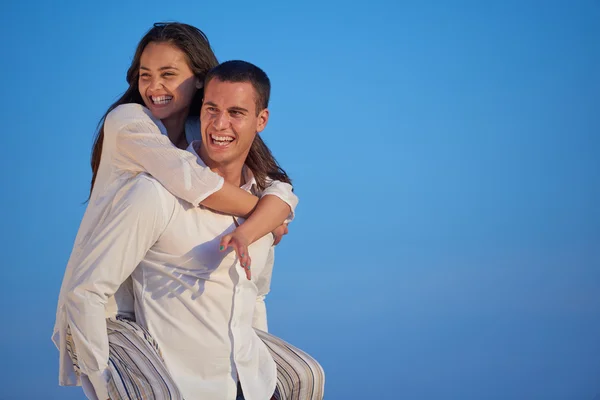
145;102;175;120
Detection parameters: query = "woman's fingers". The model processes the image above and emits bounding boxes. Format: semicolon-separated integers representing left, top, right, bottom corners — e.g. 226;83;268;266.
219;234;232;252
272;223;289;246
220;234;251;280
234;241;251;280
243;254;252;280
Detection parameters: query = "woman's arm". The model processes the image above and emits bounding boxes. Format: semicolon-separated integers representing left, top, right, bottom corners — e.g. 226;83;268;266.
106;104;259;216
200;182;258;218
219;182;297;276
105;104;297;245
234;194;292;244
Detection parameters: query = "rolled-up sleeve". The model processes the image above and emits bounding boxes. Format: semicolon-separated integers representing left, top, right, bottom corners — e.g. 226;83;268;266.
261;180;298;223
105;104;224;206
65;175;174;400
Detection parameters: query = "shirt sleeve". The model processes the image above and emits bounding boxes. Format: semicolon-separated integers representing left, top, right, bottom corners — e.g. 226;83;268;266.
105;103;224;206
253;247;275;332
64;175;175;400
260;180;298;223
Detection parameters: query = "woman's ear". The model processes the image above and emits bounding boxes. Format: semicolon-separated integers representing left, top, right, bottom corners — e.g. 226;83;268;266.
195;80;204;89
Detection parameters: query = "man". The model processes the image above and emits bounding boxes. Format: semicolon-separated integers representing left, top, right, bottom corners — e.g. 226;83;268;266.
63;61;324;400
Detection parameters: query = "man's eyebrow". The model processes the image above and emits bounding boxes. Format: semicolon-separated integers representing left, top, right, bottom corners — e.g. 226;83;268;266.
202;103;249;113
228;106;249;113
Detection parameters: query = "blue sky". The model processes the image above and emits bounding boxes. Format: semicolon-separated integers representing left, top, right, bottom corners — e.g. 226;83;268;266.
1;0;599;399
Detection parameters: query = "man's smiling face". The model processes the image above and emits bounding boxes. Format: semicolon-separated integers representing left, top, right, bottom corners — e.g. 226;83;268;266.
200;78;269;167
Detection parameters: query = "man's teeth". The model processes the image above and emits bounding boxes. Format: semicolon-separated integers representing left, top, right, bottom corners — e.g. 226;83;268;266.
211;135;234;146
152;95;172;105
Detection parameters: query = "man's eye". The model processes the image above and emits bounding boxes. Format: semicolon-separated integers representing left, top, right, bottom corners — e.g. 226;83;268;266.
230;110;242;116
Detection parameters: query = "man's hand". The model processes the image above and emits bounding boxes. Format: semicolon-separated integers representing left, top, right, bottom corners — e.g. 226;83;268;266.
272;223;289;246
220;229;252;280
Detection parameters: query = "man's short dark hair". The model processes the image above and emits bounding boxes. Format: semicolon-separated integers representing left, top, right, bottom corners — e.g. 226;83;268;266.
204;60;270;114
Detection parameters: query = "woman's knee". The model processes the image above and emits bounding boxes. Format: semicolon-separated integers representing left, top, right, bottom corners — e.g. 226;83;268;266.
292;353;325;399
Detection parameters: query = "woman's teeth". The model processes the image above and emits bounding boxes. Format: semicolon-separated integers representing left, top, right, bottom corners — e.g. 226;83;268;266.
151;95;173;105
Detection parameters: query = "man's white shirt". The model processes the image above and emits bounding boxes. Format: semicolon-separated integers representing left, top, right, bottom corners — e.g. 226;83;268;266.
52;104;296;400
65;145;278;400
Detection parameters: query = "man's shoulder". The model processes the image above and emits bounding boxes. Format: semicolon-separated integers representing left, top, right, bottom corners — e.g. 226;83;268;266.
128;172;163;188
117;173;177;211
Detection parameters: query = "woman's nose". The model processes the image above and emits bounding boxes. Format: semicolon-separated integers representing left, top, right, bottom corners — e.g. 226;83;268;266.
148;77;164;92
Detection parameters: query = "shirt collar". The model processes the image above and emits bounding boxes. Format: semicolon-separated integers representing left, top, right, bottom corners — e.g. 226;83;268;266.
187;140;258;193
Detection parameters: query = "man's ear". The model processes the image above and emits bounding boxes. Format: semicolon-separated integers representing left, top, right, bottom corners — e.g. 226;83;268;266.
256;108;269;133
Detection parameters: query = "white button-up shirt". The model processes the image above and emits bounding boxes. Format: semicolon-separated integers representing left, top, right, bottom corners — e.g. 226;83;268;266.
131;156;277;400
52;104;297;400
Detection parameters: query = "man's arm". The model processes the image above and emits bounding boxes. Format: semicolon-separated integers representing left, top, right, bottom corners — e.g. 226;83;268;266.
65;175;173;400
253;247;275;332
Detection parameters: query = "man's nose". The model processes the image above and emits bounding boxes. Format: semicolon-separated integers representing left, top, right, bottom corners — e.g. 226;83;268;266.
213;111;229;130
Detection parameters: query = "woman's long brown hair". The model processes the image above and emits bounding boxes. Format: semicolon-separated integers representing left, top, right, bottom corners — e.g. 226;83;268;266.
90;22;218;194
91;23;292;196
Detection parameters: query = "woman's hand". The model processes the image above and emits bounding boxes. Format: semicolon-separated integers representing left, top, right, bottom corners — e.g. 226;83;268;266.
272;223;289;246
220;229;252;280
220;221;290;280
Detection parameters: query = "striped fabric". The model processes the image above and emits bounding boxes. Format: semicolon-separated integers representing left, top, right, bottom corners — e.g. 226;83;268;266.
66;317;324;400
256;329;325;400
66;317;184;400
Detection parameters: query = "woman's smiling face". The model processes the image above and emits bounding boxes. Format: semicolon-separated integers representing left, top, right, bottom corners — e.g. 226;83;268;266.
138;41;201;122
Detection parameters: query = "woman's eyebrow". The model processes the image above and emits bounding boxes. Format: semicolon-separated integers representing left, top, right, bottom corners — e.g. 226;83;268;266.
139;65;179;71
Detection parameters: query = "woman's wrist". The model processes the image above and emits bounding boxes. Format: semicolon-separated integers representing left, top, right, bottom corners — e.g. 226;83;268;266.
234;220;259;245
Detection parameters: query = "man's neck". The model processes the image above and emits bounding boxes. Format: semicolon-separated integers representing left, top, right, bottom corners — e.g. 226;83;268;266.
196;144;246;187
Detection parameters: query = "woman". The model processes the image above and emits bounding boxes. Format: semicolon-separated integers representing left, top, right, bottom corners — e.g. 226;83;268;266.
53;22;323;399
91;22;295;268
